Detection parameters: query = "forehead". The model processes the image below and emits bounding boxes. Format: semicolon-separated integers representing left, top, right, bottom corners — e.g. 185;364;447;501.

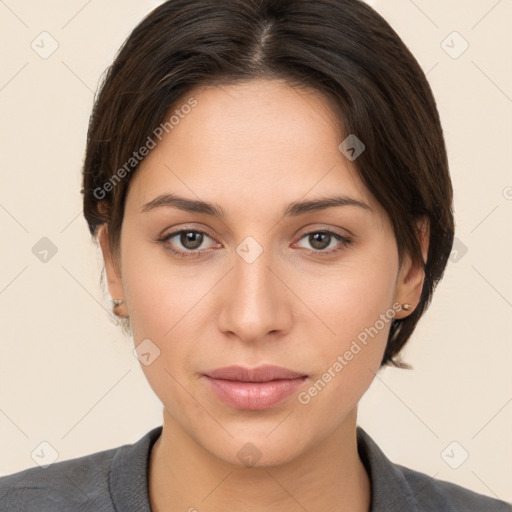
125;78;383;221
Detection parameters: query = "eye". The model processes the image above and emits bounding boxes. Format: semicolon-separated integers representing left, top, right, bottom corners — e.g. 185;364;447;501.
295;230;353;255
158;229;217;258
158;227;353;259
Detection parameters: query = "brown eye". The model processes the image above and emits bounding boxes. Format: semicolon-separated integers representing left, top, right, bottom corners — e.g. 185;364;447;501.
159;229;217;258
296;230;353;255
308;232;331;250
178;231;204;250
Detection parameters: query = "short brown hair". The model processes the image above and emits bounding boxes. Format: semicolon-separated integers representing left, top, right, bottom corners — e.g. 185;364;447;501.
81;0;454;368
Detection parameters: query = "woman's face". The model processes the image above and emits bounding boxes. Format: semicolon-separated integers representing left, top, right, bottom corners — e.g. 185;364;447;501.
101;78;424;466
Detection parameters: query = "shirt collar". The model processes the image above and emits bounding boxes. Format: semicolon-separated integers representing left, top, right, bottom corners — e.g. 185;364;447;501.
109;425;161;512
357;426;421;512
109;425;420;512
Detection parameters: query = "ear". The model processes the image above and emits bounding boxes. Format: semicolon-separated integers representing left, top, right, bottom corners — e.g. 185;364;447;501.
394;217;429;319
98;224;125;303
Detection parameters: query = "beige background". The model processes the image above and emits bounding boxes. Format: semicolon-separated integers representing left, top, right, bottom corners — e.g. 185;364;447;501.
0;0;511;503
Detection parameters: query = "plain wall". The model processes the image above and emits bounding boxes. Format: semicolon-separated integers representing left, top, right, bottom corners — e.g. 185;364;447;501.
0;0;511;503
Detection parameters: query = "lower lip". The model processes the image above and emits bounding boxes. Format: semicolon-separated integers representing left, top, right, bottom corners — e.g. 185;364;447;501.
203;375;308;410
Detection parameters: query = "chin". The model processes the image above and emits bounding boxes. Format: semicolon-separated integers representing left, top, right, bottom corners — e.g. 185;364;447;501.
194;424;312;469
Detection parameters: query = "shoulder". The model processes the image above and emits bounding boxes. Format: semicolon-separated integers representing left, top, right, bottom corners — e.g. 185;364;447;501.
356;426;512;512
0;444;119;511
397;463;512;511
0;426;162;512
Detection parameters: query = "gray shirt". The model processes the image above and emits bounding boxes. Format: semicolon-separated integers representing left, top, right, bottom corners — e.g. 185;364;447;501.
1;425;510;511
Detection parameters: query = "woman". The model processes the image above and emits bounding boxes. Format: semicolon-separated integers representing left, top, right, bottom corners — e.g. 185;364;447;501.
1;0;510;510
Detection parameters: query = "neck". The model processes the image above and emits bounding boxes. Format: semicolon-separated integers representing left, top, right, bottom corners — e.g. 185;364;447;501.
148;407;371;512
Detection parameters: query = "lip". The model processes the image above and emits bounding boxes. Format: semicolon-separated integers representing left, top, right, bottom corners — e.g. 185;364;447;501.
204;364;307;382
202;365;308;410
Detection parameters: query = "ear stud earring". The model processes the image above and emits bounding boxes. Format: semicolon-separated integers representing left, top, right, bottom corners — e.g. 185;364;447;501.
112;299;128;319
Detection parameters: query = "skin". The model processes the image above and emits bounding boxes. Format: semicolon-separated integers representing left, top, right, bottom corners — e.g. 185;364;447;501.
99;78;428;512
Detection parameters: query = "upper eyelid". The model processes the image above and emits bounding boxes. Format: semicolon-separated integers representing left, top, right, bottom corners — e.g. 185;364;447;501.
163;227;217;242
163;226;349;248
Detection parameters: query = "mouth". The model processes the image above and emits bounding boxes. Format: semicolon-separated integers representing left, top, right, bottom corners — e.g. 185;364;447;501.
202;364;309;410
203;364;308;382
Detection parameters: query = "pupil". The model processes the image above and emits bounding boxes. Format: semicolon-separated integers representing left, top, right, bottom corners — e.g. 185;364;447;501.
182;231;203;249
311;232;329;250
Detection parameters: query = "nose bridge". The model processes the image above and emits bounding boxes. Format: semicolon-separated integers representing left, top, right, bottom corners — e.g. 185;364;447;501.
218;238;292;341
235;243;274;301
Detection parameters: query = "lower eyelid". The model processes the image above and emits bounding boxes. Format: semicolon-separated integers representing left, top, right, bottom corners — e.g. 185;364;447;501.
161;229;351;256
163;230;216;249
295;231;352;252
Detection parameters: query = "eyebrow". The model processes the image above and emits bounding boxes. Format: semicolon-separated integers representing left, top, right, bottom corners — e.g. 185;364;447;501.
139;193;372;217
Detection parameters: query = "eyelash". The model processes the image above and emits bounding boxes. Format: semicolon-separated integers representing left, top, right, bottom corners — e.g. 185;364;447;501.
157;228;353;259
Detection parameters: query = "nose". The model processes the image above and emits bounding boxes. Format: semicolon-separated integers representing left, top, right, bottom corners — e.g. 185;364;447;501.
217;245;293;344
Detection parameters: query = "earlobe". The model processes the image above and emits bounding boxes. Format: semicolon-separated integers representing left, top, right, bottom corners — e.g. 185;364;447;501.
394;217;429;318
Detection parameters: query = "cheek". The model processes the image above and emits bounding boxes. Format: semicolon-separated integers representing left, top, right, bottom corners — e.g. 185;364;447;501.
296;306;390;429
123;264;200;423
292;257;396;405
120;237;184;338
120;238;207;384
297;255;396;343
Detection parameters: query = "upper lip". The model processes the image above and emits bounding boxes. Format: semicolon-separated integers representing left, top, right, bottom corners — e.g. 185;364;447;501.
204;365;307;382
